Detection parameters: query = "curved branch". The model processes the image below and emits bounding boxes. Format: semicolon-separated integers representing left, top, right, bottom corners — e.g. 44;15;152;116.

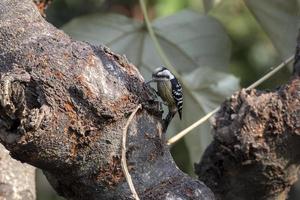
0;0;214;199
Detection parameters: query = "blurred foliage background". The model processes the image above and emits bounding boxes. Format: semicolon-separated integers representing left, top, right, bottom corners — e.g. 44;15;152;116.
36;0;299;199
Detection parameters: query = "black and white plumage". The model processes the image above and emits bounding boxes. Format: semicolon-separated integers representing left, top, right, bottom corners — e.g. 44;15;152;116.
170;78;183;119
148;67;183;120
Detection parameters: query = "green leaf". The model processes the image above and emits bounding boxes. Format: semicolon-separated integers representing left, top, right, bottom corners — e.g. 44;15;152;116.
203;0;223;13
63;10;231;72
62;10;238;165
153;10;231;71
244;0;299;59
62;14;142;45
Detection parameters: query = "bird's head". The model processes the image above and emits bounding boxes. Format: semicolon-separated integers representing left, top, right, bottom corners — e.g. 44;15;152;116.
150;67;174;82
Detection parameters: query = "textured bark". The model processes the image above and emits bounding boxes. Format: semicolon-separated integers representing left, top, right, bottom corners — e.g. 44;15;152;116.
195;39;300;199
0;0;214;199
0;144;36;200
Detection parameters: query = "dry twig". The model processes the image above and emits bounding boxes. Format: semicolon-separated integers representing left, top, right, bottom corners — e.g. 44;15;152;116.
121;104;142;200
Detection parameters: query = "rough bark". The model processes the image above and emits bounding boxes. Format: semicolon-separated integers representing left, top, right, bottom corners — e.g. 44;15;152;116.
195;39;300;199
0;144;36;200
0;0;214;199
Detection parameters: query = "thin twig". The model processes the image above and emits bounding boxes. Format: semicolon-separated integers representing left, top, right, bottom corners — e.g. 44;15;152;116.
139;0;179;77
167;107;219;145
246;55;294;90
167;55;294;145
121;104;142;200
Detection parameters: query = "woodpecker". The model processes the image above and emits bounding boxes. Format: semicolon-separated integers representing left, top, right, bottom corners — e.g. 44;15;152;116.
147;67;183;125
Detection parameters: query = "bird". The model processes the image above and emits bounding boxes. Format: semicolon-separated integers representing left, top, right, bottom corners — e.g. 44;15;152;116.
147;67;183;127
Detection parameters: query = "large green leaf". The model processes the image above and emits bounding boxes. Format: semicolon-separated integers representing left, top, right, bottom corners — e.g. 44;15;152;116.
63;10;239;165
244;0;299;59
153;10;230;71
63;10;231;72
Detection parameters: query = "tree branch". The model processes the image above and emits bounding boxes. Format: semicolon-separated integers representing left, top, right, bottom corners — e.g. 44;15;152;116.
195;35;300;199
0;0;214;199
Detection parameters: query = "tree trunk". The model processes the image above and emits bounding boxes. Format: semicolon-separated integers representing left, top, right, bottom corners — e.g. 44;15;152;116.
0;0;213;199
1;0;300;200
